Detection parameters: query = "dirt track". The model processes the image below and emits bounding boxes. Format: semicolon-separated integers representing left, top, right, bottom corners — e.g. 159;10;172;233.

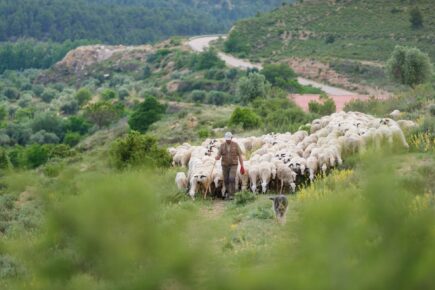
188;36;370;111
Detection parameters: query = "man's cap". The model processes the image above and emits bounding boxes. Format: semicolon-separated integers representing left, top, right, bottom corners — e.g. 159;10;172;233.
224;132;233;140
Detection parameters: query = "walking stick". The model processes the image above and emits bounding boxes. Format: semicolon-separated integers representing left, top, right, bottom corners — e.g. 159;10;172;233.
204;159;217;199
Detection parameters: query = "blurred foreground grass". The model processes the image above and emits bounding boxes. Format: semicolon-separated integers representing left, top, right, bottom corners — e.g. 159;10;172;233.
0;151;434;290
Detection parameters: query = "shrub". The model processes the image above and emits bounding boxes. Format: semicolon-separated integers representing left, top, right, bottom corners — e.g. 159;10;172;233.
207;91;227;106
60;99;79;115
31;113;65;140
75;88;92;106
41;88;57;103
65;116;90;135
3;87;20;100
386;46;432;87
63;132;81;147
235;190;256;205
101;88;117;100
110;131;171;169
128;97;166;133
0;148;11;170
229;107;261;130
118;88;130;100
42;161;64;178
24;144;50;169
325;35;336;44
236;73;270;104
84;101;122;128
261;64;296;88
409;7;423;29
32;84;44;97
308;95;336;116
198;128;211;139
30;130;60;144
190;49;225;71
191;90;207;103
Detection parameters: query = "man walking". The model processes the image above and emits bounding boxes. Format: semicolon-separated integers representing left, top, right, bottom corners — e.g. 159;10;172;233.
215;132;245;200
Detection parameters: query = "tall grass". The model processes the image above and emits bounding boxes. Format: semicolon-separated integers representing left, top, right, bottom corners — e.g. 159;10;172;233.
0;152;434;290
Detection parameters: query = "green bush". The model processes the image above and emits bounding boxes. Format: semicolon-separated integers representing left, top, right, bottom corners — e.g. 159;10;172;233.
198;128;212;139
191;90;207;103
24;144;49;169
41;88;57;103
229;107;261;130
409;7;423;29
0;148;11;170
236;73;270;104
110;131;171;169
63;132;81;147
3;87;20;100
190;49;225;71
261;63;296;89
101;88;117;100
65;116;90;135
308;95;336;116
386;46;432;87
42;161;64;178
75;88;92;106
84;101;122;128
128;97;166;133
207;91;227;106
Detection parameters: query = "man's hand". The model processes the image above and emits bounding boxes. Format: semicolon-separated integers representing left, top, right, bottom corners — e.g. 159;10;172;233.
240;165;245;175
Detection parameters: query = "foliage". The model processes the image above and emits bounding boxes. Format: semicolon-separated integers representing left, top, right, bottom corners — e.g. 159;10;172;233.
191;90;207;103
84;101;122;128
236;73;270;104
75;88;92;106
409;132;435;153
30;130;60;145
0;0;292;45
409;7;423;29
226;0;435;62
386;45;432;87
128;97;167;133
261;63;296;89
190;49;225;71
252;98;313;132
234;190;256;205
110;131;171;169
207;91;228;106
101;88;117;101
65;116;90;135
229;107;261;130
63;132;81;147
31;113;65;139
24;144;50;169
0;39;94;73
40;88;57;103
308;95;336;116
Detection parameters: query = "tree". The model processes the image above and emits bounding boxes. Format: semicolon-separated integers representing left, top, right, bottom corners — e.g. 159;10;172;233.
84;101;122;128
128;97;166;133
409;7;423;29
386;46;432;87
101;89;117;101
261;64;297;89
236;73;270;104
75;88;92;106
229;107;261;129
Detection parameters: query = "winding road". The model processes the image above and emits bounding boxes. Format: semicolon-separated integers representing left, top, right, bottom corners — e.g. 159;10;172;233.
188;35;366;111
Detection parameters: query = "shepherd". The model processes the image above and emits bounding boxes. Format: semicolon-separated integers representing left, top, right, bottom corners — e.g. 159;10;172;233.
215;132;245;200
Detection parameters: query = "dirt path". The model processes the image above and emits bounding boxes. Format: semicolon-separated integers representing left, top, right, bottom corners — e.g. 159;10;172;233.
200;200;226;219
188;35;358;96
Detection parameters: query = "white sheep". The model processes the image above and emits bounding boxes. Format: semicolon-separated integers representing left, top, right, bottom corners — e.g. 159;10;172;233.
175;172;188;191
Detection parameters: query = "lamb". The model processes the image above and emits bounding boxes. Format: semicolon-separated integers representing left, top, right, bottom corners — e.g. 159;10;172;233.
175;172;188;191
259;161;276;193
276;162;297;193
397;120;418;131
306;156;318;182
249;163;261;193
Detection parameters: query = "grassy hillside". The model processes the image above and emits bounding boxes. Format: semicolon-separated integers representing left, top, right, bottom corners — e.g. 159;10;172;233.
225;0;435;62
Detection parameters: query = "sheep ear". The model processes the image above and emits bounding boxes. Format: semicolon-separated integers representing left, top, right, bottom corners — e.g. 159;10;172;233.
269;197;275;201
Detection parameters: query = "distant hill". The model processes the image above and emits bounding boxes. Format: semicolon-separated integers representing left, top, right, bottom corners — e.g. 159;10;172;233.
224;0;435;62
0;0;293;44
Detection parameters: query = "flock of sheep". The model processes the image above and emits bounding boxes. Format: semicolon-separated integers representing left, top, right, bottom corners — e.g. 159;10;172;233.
170;111;414;199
